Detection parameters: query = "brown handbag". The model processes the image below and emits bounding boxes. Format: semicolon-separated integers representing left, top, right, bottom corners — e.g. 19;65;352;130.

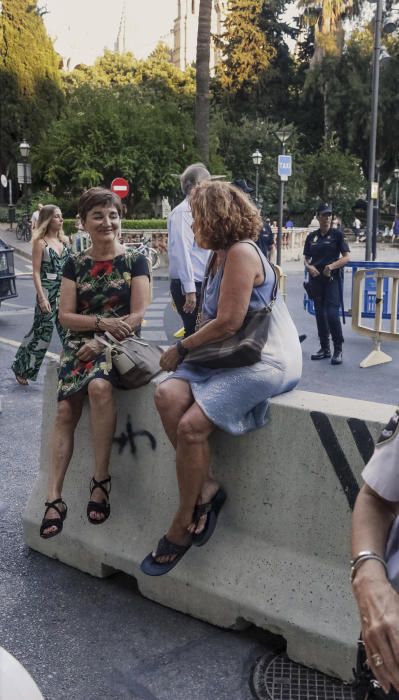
185;244;278;369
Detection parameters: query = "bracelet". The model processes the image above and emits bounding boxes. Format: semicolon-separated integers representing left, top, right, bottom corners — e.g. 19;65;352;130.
94;315;102;332
350;551;388;583
176;339;189;362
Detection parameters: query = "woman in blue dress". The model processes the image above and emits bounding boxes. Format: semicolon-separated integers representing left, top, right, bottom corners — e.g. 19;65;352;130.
141;181;302;576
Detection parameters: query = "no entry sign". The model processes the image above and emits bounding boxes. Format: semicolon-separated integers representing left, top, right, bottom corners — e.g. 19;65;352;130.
111;177;130;199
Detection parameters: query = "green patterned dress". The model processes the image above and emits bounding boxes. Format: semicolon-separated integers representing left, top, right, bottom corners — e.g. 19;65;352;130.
57;251;149;401
12;242;69;382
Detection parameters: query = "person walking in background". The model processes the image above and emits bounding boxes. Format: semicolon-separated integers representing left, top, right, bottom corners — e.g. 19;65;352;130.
30;203;43;231
303;202;350;366
168;163;211;337
12;205;70;385
352;216;362;241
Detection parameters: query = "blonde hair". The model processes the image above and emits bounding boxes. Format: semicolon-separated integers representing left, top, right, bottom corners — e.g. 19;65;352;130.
190;180;262;250
33;205;69;244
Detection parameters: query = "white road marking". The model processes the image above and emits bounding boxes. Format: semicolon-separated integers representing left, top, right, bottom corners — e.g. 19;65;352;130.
141;330;168;341
1;301;32;309
0;336;60;360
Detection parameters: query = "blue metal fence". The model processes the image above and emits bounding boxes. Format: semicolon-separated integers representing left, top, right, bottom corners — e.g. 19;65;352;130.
303;261;399;319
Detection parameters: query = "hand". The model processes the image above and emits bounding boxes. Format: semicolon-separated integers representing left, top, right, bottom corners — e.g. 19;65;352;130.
99;315;131;341
354;573;399;693
323;265;332;278
308;265;320;278
76;339;103;362
183;292;197;314
38;296;51;314
160;345;180;372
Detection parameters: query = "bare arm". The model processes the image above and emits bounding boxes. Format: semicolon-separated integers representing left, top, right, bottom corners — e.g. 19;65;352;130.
160;243;263;371
31;239;51;313
352;484;399;692
304;256;320;277
324;252;350;274
125;275;151;331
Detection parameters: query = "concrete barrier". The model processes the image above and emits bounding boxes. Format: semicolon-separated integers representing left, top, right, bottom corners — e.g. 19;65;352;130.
23;363;395;681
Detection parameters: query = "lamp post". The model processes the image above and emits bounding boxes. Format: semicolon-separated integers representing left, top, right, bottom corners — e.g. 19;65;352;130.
19;139;31;218
275;128;291;266
394;167;399;214
251;149;262;207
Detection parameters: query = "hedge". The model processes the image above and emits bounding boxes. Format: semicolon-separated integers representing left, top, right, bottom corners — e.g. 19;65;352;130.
63;219;167;236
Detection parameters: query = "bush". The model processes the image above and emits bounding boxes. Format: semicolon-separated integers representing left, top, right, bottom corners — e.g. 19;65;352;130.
63;218;168;234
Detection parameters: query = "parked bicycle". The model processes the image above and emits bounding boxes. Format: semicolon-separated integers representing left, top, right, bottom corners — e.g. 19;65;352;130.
125;237;160;270
16;216;32;242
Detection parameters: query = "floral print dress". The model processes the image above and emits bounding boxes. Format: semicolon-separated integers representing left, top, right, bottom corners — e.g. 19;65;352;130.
58;251;149;401
12;242;69;381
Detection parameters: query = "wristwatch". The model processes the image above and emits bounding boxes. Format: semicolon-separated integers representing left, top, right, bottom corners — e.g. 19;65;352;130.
176;340;189;362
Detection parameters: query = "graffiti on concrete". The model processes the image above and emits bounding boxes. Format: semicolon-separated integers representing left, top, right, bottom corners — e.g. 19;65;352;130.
113;414;156;455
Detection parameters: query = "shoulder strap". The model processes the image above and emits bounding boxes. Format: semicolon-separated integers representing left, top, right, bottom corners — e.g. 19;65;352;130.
232;240;278;309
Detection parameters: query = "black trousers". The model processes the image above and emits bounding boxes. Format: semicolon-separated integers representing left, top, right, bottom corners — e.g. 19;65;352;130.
170;279;202;338
309;273;344;350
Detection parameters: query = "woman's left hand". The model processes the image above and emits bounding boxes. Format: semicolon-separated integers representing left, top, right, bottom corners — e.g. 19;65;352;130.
76;339;103;362
160;345;180;372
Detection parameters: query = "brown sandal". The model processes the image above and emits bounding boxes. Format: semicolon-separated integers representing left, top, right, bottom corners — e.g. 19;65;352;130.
15;374;29;385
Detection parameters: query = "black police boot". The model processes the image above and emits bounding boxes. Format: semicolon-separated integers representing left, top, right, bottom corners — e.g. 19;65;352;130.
311;347;331;360
331;347;343;365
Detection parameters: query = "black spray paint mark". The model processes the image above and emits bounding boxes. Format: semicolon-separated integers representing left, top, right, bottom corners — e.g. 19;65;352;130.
346;418;374;464
310;411;360;510
113;414;156;456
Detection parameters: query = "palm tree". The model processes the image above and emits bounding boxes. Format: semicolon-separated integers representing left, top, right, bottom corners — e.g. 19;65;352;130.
195;0;213;164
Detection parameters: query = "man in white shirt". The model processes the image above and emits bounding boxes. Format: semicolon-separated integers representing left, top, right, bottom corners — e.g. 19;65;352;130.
31;203;43;230
168;163;211;337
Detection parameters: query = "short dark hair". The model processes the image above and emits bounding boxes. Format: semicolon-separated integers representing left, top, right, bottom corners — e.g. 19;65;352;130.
78;187;122;221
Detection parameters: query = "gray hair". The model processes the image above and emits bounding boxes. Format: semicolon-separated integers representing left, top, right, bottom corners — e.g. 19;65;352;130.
180;162;211;196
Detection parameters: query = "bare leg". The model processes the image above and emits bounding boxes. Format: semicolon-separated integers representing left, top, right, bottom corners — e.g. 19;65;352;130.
154;378;194;449
87;379;116;521
43;392;85;535
156;402;217;564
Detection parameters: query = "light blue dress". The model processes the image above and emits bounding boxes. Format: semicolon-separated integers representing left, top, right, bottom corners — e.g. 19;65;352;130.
167;243;302;435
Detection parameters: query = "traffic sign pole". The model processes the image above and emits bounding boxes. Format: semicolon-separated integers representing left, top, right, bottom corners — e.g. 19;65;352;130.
276;153;293;266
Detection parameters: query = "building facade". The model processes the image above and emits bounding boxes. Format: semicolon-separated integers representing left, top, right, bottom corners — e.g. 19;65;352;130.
171;0;226;71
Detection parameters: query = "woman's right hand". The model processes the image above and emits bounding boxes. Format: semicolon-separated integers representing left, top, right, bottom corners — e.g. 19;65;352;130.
38;296;51;314
308;265;320;278
99;315;132;340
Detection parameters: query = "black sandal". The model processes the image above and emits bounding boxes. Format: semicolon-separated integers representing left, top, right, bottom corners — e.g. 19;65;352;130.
192;488;227;547
87;476;111;524
40;498;68;539
140;535;192;576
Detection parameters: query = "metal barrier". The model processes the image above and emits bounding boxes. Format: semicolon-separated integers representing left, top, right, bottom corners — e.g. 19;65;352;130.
303;260;399;320
352;268;399;367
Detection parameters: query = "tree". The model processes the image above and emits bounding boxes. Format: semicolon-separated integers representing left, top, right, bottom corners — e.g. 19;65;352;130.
195;0;212;164
0;0;63;177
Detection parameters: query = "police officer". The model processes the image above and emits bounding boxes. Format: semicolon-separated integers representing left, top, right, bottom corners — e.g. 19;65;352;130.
303;203;350;365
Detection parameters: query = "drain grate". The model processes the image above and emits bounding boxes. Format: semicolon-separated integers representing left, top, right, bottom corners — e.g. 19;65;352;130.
250;652;356;700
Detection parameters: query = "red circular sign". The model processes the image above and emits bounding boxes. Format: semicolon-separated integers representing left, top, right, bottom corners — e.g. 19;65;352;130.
111;177;130;199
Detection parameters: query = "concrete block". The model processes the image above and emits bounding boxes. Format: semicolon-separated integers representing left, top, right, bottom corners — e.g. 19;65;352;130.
23;361;395;681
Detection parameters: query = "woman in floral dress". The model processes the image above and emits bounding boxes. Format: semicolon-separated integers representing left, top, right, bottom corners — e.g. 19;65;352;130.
40;187;150;539
12;205;70;385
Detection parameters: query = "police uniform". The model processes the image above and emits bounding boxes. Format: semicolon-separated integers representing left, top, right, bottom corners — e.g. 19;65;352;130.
303;224;350;360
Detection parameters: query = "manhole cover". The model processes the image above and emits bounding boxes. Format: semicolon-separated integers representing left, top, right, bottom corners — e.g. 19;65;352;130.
250;652;355;700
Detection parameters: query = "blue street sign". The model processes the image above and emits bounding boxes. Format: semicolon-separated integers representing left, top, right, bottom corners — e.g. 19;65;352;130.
278;155;292;178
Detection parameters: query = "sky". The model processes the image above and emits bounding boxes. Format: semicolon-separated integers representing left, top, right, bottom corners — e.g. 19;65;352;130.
43;0;178;67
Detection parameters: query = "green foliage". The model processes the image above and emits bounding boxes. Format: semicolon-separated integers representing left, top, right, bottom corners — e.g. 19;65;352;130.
32;84;199;215
303;140;365;222
0;0;63;173
63;218;167;235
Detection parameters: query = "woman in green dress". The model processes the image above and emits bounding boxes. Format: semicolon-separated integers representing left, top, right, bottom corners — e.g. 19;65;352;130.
40;187;151;539
12;205;70;385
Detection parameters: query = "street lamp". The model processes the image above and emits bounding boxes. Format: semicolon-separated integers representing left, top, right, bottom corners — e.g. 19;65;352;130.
394;167;399;215
274;128;291;266
251;149;262;206
19;139;31;218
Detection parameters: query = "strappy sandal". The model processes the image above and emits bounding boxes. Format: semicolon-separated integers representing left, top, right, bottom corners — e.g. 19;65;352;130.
15;374;29;386
140;535;192;576
40;498;68;539
87;476;111;524
192;488;227;547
